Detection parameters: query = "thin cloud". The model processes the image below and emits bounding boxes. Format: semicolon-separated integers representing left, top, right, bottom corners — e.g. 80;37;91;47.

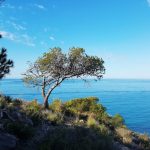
34;4;46;10
0;31;35;47
0;31;16;41
1;4;15;9
11;22;26;31
21;34;35;47
49;36;55;41
147;0;150;6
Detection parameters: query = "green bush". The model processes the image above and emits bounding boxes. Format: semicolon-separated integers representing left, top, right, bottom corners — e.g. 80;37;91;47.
49;99;63;113
112;114;124;127
63;97;106;118
25;99;42;112
87;115;98;128
22;100;43;125
46;112;63;124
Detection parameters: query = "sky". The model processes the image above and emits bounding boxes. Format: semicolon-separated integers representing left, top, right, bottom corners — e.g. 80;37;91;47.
0;0;150;79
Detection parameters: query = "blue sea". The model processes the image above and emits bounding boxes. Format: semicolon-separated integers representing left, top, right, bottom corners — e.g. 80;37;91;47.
0;79;150;134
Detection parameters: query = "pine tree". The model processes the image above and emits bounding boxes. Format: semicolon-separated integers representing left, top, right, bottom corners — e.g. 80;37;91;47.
0;36;13;79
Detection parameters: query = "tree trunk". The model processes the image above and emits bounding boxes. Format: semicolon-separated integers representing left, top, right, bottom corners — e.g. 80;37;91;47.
44;97;49;109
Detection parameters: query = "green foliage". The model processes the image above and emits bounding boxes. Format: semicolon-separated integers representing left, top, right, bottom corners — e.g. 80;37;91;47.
25;100;42;112
87;115;98;128
112;114;124;127
46;112;63;124
5;121;34;139
63;97;106;117
23;47;105;108
23;100;43;125
49;99;63;113
98;124;110;136
38;127;113;150
0;48;13;79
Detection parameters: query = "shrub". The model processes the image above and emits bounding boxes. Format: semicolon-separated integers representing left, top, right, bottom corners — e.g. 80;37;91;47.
46;112;62;124
115;127;132;144
12;99;23;107
27;111;43;125
49;99;63;113
5;121;34;139
4;95;13;103
98;124;110;136
38;126;113;150
112;114;124;127
25;99;42;112
0;95;7;108
63;97;106;118
138;133;150;149
87;115;98;128
23;100;43;125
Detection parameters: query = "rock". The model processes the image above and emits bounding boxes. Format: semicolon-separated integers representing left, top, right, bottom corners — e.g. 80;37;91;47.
113;141;131;150
0;132;17;150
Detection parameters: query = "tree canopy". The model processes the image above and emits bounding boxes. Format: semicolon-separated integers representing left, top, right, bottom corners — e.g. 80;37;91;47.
23;47;105;108
0;36;13;79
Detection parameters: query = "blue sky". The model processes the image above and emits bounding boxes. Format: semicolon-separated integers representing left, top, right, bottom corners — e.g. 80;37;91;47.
0;0;150;79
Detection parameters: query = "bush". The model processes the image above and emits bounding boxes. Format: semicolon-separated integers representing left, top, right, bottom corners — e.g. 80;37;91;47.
63;97;106;118
5;121;34;139
23;100;43;125
112;114;124;127
12;99;23;107
38;126;113;150
98;124;111;136
49;99;63;113
46;112;62;124
115;127;132;144
138;133;150;149
87;115;98;128
25;99;42;112
0;95;7;108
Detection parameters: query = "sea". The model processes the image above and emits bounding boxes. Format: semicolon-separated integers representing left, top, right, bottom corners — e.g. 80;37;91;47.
0;79;150;134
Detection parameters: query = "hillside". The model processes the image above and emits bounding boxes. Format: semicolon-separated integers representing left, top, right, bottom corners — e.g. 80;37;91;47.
0;95;149;150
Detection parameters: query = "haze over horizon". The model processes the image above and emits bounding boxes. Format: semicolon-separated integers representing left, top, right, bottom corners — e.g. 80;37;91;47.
0;0;150;79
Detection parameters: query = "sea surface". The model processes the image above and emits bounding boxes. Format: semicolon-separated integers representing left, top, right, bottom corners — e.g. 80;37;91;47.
0;79;150;134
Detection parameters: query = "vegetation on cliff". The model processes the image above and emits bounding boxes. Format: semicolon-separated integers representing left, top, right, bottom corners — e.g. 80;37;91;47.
0;95;149;150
